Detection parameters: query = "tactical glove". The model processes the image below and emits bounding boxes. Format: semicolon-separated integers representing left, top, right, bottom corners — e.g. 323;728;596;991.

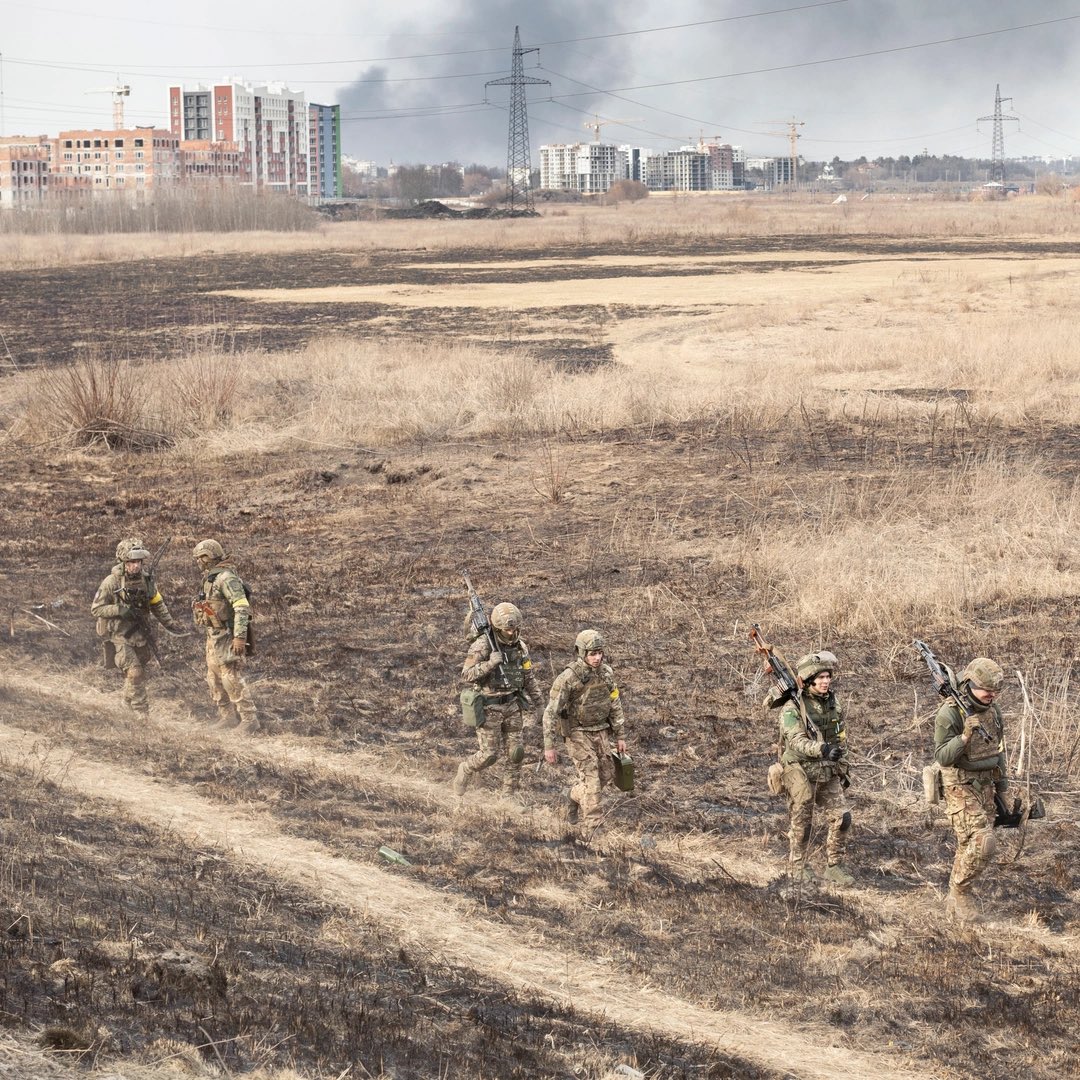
961;715;981;741
230;637;247;657
487;651;504;668
820;742;843;762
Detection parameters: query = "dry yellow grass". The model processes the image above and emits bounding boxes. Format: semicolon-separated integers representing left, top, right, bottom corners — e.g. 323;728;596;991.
5;192;1080;270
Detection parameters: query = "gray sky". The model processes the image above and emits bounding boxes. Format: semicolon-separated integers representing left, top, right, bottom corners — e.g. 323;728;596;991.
3;0;1079;166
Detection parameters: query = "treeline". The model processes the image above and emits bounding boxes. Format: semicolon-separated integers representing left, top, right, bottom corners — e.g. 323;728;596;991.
0;187;321;235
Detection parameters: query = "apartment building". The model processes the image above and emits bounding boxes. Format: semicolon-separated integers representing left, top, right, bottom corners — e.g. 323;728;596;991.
169;80;309;194
179;141;243;184
539;142;628;193
0;137;52;208
52;128;180;194
308;103;342;199
646;149;709;191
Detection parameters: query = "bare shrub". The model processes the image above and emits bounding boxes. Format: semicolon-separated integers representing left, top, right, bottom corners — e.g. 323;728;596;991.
606;180;649;205
30;358;173;450
167;353;242;431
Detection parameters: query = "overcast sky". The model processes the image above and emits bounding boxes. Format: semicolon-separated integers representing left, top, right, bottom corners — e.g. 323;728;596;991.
3;0;1079;166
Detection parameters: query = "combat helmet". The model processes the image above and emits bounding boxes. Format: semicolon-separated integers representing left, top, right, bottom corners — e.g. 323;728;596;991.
490;602;522;641
192;538;225;563
963;657;1005;693
116;537;151;562
575;629;606;657
796;650;839;685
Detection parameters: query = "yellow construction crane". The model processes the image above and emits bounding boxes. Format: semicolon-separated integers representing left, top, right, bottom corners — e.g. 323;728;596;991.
86;82;131;128
757;117;804;186
583;114;641;142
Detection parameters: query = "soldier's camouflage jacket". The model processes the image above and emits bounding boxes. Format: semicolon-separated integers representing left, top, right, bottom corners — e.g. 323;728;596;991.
91;564;176;644
192;561;252;643
461;633;540;709
779;691;848;783
542;660;625;751
934;697;1006;793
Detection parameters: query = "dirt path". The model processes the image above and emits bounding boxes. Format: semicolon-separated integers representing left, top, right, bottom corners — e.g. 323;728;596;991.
0;714;947;1080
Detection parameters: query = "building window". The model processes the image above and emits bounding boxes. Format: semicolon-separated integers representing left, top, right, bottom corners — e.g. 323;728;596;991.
115;139;124;148
64;140;73;148
135;151;144;159
134;138;144;147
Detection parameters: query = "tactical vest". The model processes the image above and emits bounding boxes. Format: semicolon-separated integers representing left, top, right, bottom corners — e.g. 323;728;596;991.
781;692;845;781
481;638;529;697
939;700;1004;788
565;661;618;730
95;570;153;640
193;568;249;631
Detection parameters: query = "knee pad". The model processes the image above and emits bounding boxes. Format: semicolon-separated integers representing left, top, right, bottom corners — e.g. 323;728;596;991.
482;754;498;769
839;811;852;833
508;745;525;765
976;830;997;860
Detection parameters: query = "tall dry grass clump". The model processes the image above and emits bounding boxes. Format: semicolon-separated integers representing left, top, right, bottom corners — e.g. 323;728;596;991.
724;460;1080;640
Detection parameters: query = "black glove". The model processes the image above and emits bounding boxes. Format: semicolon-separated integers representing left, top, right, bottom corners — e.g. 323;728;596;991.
820;742;843;762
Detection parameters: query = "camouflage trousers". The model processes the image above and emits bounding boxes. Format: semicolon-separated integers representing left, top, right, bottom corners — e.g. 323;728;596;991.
460;702;524;791
943;781;997;893
111;638;153;715
204;634;257;723
567;728;616;828
782;764;850;869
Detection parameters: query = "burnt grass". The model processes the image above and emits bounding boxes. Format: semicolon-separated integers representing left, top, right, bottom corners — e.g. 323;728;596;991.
3;234;1080;370
3;239;1080;1077
3;412;1080;1077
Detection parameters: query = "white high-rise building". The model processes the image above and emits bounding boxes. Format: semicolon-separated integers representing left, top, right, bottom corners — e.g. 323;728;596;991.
540;142;628;193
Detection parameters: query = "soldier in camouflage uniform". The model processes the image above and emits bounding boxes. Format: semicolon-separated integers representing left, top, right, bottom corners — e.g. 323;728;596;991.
91;538;184;716
778;651;853;885
542;630;627;830
191;539;259;734
934;657;1009;923
453;602;541;798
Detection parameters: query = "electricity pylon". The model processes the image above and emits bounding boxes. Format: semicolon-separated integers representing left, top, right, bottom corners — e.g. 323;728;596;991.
486;26;549;211
977;84;1019;185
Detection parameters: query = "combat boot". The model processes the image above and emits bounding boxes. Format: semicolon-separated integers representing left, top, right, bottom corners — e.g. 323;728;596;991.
235;716;261;736
215;710;241;731
564;790;580;825
945;887;980;924
790;864;816;884
452;763;470;797
823;863;855;887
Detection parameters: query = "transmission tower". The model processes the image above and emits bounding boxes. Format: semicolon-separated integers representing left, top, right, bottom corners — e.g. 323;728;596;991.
977;84;1018;185
486;26;549;211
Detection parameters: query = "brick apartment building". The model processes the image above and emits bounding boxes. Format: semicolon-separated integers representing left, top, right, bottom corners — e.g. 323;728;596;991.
169;80;309;194
52;127;180;194
0;137;52;208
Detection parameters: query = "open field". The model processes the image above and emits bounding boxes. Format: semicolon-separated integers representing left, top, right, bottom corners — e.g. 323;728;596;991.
1;196;1079;1079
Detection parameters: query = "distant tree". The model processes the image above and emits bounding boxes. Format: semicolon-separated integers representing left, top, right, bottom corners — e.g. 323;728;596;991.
1037;172;1065;196
605;179;648;204
393;165;435;205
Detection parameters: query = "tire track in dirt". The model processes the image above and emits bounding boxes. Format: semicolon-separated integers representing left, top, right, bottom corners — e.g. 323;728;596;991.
0;713;942;1080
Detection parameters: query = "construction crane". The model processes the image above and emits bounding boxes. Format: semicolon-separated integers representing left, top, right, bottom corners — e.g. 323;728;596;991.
86;82;131;128
757;117;804;187
583;115;641;142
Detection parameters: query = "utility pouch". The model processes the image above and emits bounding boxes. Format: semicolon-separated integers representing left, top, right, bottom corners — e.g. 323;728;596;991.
102;640;116;670
557;711;571;739
923;763;943;806
460;687;486;729
767;762;784;796
611;751;635;792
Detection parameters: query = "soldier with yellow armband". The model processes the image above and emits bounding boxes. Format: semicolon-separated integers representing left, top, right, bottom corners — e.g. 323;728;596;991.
543;630;628;830
453;601;542;800
91;537;186;718
191;538;258;734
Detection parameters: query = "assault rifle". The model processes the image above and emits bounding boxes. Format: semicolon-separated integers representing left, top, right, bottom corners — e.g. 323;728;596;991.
462;570;509;689
912;639;989;740
749;623;820;739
